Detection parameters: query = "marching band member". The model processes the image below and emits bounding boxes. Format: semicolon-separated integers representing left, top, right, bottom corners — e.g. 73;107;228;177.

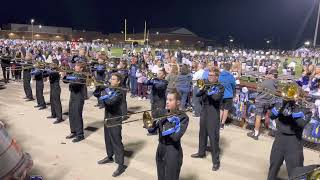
117;60;129;117
93;53;107;107
46;66;64;124
147;90;189;180
1;47;12;83
96;73;127;177
191;68;224;171
31;63;47;110
22;53;34;101
63;62;86;143
143;68;168;119
267;98;312;180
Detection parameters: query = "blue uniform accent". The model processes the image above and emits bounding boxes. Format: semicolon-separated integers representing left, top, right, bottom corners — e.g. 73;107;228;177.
96;65;105;71
161;116;181;136
99;89;116;101
271;107;279;116
31;69;40;75
311;121;320;138
66;76;78;81
207;86;220;96
292;112;305;119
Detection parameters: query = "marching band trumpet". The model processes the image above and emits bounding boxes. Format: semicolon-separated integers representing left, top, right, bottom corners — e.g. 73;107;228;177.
195;79;220;89
146;70;157;79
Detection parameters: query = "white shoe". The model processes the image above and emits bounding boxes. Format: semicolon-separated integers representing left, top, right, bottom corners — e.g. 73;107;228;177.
138;97;142;100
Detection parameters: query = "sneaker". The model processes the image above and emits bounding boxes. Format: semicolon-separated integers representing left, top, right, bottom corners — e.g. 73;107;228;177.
220;124;225;130
138;97;142;100
247;131;259;140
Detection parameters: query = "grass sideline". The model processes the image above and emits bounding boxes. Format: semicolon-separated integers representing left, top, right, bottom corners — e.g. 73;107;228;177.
111;48;304;76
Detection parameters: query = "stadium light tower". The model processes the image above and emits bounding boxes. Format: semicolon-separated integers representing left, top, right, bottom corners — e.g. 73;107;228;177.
31;19;34;41
314;0;320;47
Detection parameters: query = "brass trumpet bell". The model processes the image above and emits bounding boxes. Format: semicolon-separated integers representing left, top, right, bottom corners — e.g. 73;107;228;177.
143;111;154;129
146;70;157;79
281;82;299;99
196;79;219;89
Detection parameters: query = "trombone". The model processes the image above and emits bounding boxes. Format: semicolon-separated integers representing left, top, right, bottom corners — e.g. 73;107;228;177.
105;110;183;129
195;79;220;89
62;76;129;90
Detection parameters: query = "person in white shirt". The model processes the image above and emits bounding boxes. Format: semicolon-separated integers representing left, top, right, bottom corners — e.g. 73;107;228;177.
192;62;205;117
151;60;162;74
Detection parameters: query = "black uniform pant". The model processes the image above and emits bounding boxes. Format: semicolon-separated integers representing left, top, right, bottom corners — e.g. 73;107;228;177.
156;143;183;180
198;115;220;165
104;125;124;165
1;66;10;82
69;97;84;137
50;82;62;119
23;70;33;99
121;91;127;116
14;68;22;80
267;133;304;180
36;79;46;107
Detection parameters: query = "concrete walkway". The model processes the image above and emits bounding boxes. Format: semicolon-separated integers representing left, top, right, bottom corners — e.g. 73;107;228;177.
0;80;319;180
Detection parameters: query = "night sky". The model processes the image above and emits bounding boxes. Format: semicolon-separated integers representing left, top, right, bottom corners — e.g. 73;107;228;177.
0;0;319;49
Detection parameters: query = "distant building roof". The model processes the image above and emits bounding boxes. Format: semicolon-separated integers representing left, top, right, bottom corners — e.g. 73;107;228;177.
149;27;197;36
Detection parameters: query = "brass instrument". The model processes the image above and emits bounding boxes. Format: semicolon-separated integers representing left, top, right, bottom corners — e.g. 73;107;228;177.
63;75;129;90
195;79;220;89
290;166;320;180
105;111;181;128
146;70;157;79
256;82;314;109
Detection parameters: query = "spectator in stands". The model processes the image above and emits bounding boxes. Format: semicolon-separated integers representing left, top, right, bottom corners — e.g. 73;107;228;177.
192;62;206;117
176;64;192;110
166;64;178;94
219;63;236;129
247;69;278;140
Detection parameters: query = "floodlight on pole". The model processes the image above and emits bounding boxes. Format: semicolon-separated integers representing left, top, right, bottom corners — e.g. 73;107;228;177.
305;41;311;46
31;19;34;41
313;0;320;47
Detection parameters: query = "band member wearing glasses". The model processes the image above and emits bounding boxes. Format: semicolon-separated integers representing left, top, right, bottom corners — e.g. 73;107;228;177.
191;68;224;171
96;73;127;177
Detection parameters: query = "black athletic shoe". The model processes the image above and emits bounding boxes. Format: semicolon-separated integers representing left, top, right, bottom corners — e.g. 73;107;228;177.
72;136;84;143
66;133;76;139
112;165;127;177
97;157;114;164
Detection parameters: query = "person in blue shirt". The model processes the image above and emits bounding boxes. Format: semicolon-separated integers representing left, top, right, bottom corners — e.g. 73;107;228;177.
218;63;236;129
